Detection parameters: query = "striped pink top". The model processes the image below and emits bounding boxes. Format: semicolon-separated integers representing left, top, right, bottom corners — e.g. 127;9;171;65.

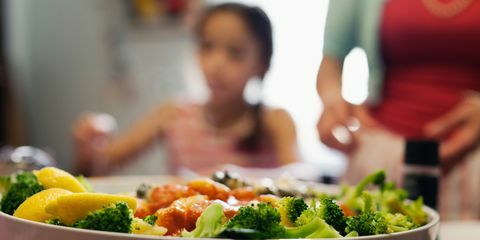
164;104;279;175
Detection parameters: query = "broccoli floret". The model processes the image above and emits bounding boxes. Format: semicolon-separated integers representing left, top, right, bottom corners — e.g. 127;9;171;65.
345;211;388;236
0;172;43;215
182;203;226;238
378;183;427;226
380;189;408;211
355;170;386;196
278;197;308;226
45;219;65;226
295;198;346;235
143;214;158;226
345;191;388;236
285;218;342;238
384;213;417;233
72;202;133;233
346;211;417;236
398;197;428;226
340;170;386;212
378;181;408;212
0;175;12;197
221;203;285;239
75;175;93;192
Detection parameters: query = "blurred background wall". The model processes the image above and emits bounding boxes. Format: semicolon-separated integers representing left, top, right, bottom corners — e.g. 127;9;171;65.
4;0;368;177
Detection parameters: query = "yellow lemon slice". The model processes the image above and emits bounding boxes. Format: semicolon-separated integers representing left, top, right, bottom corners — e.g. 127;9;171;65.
34;167;87;193
13;188;72;222
45;193;137;225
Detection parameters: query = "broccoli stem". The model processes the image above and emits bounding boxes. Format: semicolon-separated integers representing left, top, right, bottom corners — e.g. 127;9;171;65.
354;170;385;197
284;218;341;238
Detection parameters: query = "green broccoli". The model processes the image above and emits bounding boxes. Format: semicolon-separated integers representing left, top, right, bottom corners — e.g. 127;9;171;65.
397;197;428;226
295;198;346;235
0;172;43;215
72;202;133;233
221;203;286;239
378;181;407;212
0;175;12;198
384;213;417;233
339;170;386;212
182;203;226;238
143;214;158;226
345;191;416;236
45;219;65;226
278;197;308;226
346;210;418;236
284;218;342;238
378;183;427;226
344;191;387;236
221;202;341;239
345;211;388;236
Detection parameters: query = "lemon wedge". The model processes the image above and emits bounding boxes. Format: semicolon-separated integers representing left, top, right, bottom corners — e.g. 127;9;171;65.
45;192;137;225
34;167;87;193
13;188;72;222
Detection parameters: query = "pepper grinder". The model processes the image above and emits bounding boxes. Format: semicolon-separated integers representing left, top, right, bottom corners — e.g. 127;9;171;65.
402;140;440;209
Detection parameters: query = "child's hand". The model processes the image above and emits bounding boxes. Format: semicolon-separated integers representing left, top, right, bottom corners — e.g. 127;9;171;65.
72;113;117;175
425;91;480;172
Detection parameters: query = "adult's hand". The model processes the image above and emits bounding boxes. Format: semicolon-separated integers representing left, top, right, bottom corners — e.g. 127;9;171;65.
317;99;355;153
425;91;480;172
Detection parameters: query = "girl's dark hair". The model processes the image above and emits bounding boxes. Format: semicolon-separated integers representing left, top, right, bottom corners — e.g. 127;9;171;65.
196;3;273;152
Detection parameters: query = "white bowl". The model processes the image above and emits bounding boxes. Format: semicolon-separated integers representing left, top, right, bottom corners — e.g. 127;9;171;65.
0;176;440;240
0;201;440;240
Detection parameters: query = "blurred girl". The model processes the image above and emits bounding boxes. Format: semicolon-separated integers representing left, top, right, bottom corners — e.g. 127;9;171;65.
73;3;298;176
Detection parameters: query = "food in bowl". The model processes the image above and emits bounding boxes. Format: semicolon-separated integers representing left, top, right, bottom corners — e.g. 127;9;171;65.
0;167;431;239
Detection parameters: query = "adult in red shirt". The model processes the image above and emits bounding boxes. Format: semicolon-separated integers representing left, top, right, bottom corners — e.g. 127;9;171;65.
318;0;480;220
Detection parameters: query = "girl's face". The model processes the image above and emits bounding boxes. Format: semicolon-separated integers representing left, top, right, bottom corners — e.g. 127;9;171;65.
198;12;263;104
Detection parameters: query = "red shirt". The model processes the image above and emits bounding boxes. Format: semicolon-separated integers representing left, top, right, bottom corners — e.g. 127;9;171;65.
369;0;480;138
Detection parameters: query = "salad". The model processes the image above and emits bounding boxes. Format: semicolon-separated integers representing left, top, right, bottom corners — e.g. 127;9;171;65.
0;167;429;239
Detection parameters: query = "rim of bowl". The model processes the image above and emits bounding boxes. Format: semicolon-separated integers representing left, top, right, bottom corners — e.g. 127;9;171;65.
0;205;439;240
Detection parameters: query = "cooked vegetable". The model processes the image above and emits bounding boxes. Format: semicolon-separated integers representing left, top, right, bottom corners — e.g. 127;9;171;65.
222;203;285;239
143;214;157;226
45;219;65;226
384;212;417;233
0;175;12;197
295;197;346;235
345;191;418;236
182;203;226;238
278;197;308;226
379;182;427;225
284;218;342;238
4;167;431;239
345;211;388;236
339;170;386;213
0;172;43;215
72;202;133;233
